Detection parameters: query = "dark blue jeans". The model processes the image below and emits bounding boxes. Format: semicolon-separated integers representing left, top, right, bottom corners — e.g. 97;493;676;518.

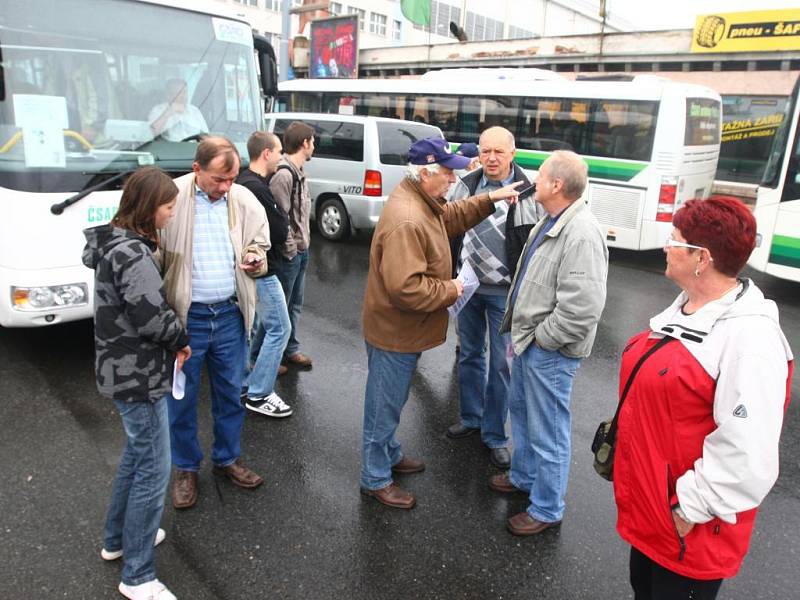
167;300;246;471
274;249;308;358
456;292;510;448
360;342;420;490
103;398;171;585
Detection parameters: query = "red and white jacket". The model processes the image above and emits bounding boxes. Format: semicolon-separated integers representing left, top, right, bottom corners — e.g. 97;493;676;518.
614;279;793;580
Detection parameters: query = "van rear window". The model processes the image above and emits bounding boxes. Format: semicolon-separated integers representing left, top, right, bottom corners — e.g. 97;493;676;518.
378;122;442;165
274;119;364;161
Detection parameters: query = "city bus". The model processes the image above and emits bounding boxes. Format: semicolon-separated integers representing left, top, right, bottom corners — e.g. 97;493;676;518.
0;0;277;327
746;78;800;283
276;74;721;251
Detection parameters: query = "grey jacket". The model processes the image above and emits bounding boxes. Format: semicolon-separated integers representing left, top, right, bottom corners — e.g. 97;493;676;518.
83;225;189;403
500;200;608;358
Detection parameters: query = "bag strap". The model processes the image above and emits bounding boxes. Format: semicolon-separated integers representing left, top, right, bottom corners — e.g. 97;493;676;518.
272;164;300;210
607;335;676;442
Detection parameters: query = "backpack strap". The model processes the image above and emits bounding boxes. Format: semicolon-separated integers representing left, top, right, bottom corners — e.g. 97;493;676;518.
271;164;301;210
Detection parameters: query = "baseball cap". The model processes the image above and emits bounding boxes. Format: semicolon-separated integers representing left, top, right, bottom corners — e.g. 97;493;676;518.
408;137;471;170
456;142;479;158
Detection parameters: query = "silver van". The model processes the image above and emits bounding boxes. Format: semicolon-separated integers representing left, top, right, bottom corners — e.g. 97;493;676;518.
265;112;443;241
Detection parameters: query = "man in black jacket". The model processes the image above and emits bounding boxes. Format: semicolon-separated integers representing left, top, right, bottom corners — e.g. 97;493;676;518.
445;127;541;470
236;132;293;418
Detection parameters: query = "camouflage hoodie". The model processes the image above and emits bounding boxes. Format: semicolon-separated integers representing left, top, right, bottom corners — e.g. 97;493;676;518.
82;225;189;403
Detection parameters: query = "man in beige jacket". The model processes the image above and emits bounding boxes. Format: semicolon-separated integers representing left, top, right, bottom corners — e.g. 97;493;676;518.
360;137;522;509
160;136;270;509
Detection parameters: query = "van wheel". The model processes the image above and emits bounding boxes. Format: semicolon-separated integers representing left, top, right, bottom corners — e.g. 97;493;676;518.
317;197;350;241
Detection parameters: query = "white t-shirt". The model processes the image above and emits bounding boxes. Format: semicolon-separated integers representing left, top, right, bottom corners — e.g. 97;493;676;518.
148;103;209;141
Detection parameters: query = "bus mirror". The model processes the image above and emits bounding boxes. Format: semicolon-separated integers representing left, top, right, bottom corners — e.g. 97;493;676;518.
253;34;278;100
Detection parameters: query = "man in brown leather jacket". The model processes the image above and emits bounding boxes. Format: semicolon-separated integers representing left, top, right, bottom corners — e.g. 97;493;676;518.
360;137;522;509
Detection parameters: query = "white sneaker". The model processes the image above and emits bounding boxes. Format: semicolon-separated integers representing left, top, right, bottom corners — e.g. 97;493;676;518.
101;528;166;561
119;579;176;600
245;392;293;418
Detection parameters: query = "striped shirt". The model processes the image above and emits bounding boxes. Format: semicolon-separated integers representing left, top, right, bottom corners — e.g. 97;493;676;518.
191;188;236;304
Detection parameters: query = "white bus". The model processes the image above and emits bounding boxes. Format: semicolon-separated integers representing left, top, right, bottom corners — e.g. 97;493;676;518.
0;0;276;327
276;73;721;251
746;79;800;282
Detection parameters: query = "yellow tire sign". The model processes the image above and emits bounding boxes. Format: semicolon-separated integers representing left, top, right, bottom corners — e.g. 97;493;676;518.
691;9;800;53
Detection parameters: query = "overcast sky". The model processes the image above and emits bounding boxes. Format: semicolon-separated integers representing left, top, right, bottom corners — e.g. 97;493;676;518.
605;0;800;30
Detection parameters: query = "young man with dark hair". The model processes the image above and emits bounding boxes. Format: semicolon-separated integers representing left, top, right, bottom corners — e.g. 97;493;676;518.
269;121;316;370
237;131;293;418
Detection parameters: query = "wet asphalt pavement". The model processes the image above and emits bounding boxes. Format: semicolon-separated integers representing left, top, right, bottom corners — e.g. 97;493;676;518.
1;231;798;600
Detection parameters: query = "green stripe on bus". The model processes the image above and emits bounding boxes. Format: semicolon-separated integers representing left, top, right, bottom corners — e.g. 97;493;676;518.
446;145;648;182
769;235;800;268
514;150;647;182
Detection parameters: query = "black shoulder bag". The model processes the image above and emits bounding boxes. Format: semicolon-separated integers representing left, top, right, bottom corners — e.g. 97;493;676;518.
591;336;675;481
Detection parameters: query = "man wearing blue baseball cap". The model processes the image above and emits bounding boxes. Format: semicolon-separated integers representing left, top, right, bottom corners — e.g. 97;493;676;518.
359;137;522;509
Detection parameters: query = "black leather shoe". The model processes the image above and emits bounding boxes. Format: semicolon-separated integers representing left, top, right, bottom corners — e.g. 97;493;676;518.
446;422;479;439
489;447;511;469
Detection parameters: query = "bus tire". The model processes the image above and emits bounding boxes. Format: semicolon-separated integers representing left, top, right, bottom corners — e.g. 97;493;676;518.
317;196;350;241
696;16;725;48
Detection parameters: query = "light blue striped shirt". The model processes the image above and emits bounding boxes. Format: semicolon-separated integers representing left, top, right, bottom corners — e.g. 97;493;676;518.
191;188;236;304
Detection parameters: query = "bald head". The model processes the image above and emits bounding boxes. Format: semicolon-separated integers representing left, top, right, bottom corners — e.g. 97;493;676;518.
479;126;516;181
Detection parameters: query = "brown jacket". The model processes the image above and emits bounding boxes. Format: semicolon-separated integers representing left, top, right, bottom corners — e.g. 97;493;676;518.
362;178;495;353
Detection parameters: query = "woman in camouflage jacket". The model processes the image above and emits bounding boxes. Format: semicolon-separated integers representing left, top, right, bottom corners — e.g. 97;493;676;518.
82;167;189;600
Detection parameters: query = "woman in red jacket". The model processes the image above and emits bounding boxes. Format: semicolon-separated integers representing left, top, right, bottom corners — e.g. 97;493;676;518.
613;196;793;600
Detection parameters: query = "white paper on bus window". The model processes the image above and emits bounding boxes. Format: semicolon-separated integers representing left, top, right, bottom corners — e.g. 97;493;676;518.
447;260;480;318
212;17;252;46
13;95;68;168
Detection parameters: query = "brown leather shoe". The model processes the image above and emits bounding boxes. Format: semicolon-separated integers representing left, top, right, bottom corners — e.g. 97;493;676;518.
277;364;289;376
361;483;416;509
391;456;425;474
507;512;561;536
212;458;264;489
172;470;198;509
286;352;313;368
488;473;525;494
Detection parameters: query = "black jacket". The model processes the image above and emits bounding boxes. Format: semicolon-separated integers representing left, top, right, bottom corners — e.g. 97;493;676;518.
237;169;290;276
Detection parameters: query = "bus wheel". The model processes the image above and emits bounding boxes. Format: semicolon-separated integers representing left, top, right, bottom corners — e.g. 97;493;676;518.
317;197;350;241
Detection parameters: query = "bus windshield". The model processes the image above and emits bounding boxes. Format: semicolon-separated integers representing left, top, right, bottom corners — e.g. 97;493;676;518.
0;0;262;193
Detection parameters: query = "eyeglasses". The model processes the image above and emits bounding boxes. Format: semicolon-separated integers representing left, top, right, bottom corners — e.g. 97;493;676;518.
664;238;705;251
664;237;714;260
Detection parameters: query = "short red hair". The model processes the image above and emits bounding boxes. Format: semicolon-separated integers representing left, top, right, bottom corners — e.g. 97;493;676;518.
672;196;756;277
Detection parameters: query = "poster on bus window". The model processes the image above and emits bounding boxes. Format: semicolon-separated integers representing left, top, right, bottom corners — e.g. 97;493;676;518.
310;16;358;79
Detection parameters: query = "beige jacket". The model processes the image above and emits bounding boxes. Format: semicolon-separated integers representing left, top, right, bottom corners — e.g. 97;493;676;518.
362;178;495;353
159;172;270;331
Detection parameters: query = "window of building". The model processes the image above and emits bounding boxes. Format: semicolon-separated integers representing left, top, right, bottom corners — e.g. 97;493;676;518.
264;0;280;11
347;6;366;31
465;11;504;41
412;1;460;39
329;1;342;15
370;12;387;36
393;19;402;41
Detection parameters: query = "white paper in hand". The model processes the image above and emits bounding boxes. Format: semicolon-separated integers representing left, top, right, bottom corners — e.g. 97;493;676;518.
448;260;480;318
172;361;186;400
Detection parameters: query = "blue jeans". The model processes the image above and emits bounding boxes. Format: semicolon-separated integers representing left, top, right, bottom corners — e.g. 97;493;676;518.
360;342;420;490
245;275;291;397
275;249;308;358
508;343;581;523
167;300;246;471
103;398;171;586
456;292;510;448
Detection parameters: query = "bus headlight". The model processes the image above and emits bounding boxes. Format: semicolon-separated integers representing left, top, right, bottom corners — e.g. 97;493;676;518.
11;284;88;311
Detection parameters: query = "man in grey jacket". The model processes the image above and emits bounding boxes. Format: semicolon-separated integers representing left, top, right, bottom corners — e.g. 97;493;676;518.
490;150;608;536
